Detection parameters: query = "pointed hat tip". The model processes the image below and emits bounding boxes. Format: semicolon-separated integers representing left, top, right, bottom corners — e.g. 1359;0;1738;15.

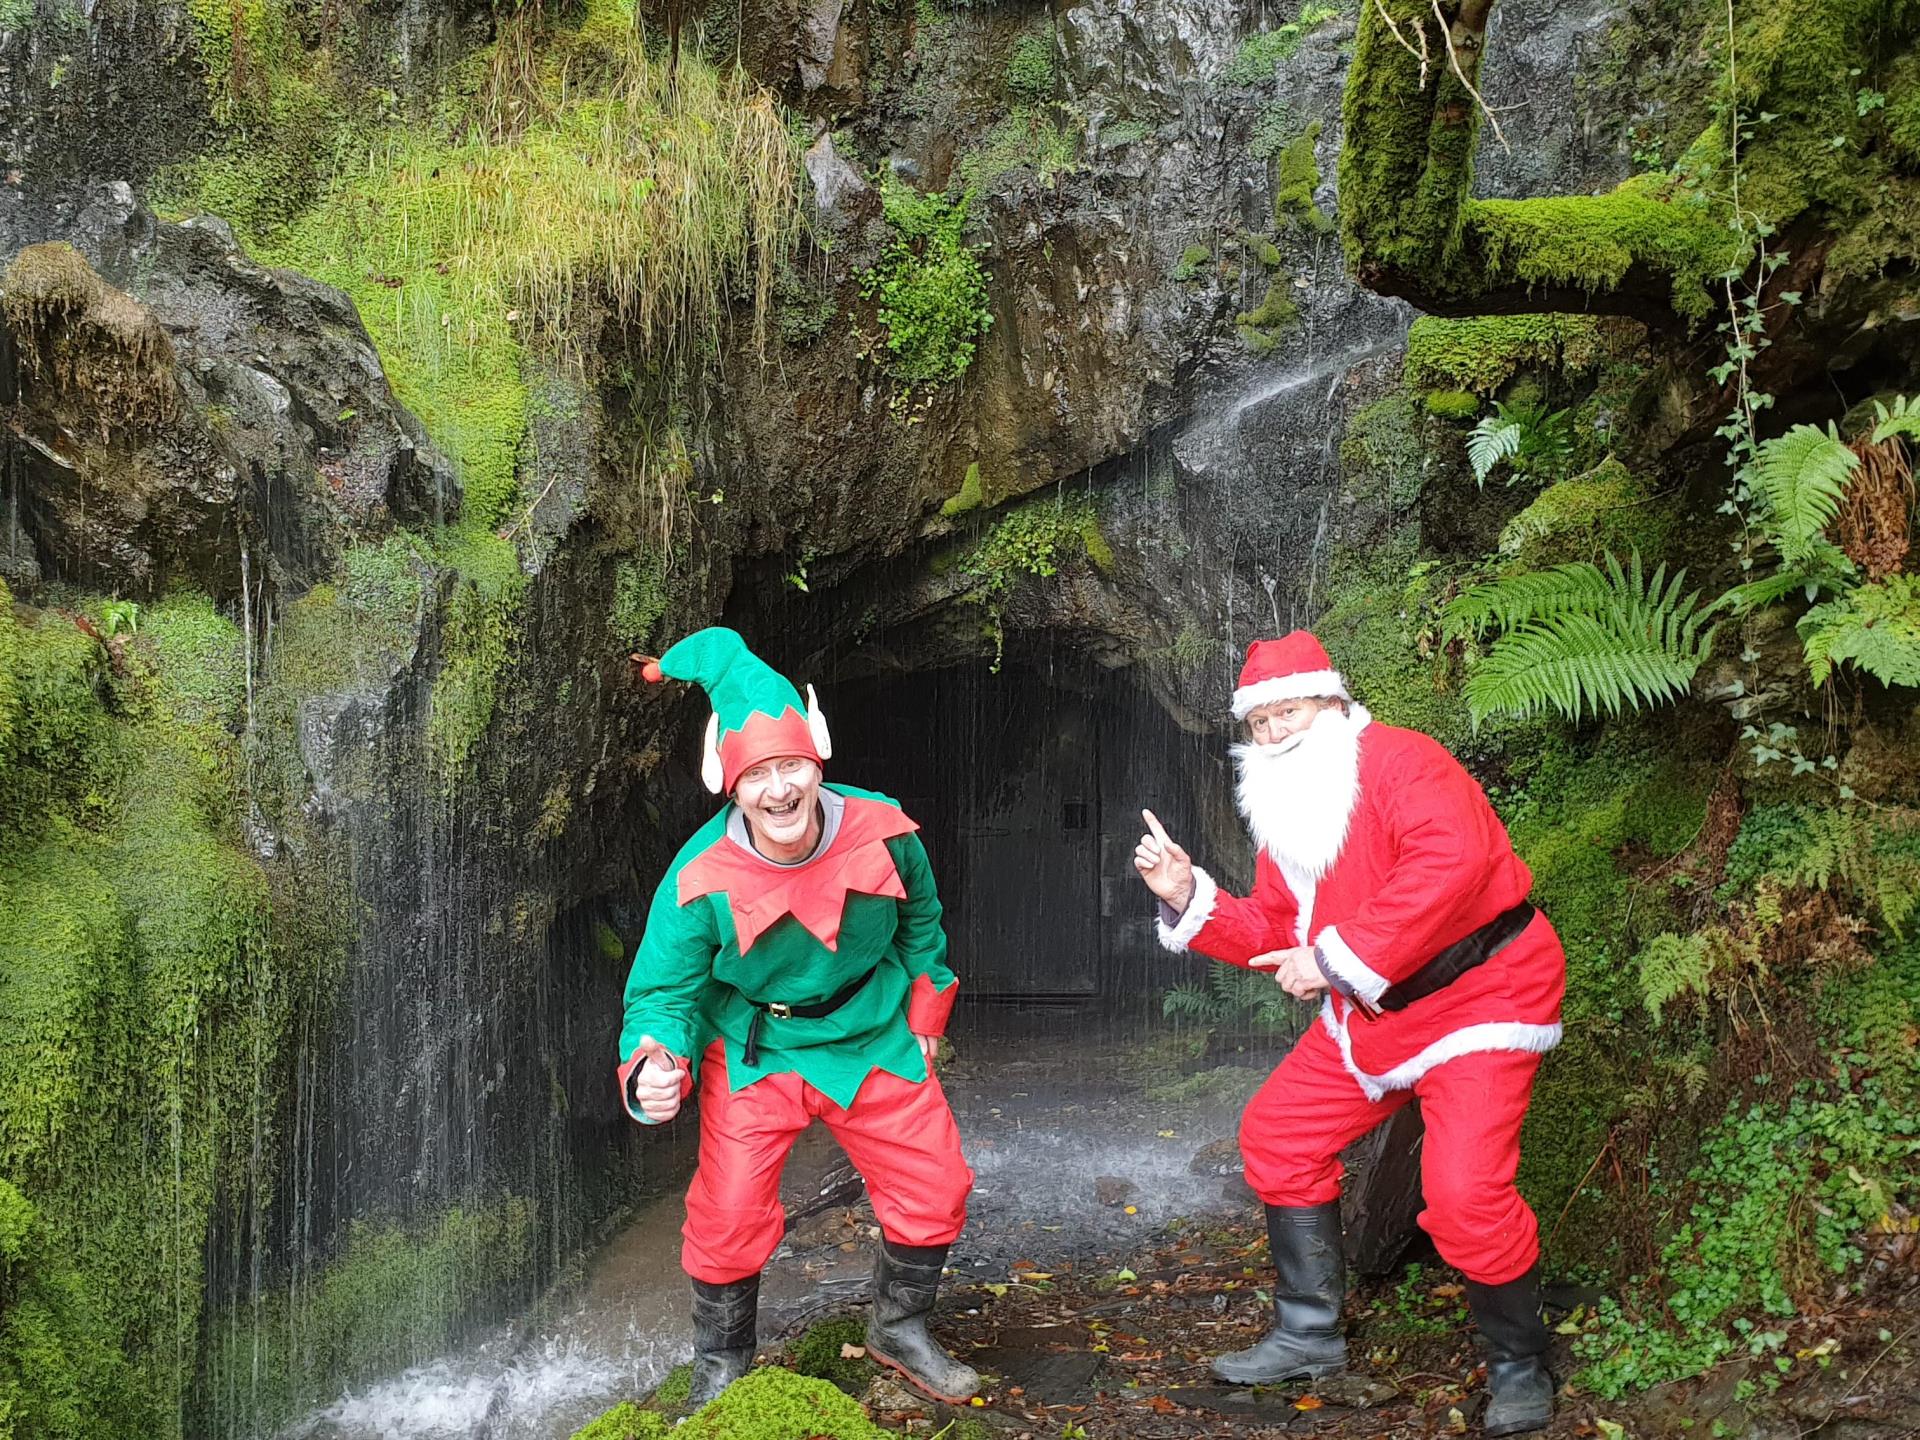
630;653;665;684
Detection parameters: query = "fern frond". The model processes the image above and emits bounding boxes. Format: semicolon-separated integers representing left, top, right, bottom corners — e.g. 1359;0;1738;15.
1464;610;1714;724
1636;932;1711;1022
1162;981;1223;1022
1468;416;1524;486
1870;394;1920;444
1442;560;1616;640
1752;423;1859;563
1798;575;1920;688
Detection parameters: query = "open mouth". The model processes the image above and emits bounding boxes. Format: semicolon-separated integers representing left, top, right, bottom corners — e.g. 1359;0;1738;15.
763;797;804;821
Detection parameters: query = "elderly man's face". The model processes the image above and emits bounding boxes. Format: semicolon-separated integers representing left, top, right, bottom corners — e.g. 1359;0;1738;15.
734;756;823;854
1245;697;1338;747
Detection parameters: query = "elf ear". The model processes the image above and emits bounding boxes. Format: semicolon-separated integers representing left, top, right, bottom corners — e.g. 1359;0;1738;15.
701;712;724;794
806;683;832;761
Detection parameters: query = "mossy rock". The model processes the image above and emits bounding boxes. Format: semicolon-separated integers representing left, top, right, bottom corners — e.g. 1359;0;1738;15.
571;1400;672;1440
783;1314;874;1392
682;1367;891;1439
1422;389;1480;421
1496;458;1675;567
1403;314;1606;395
650;1361;694;1407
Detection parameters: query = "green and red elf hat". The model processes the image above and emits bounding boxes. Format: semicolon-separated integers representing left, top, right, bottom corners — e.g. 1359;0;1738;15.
636;627;832;794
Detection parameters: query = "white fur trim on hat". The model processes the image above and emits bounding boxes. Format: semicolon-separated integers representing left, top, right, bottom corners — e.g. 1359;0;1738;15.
1155;867;1219;952
1314;925;1390;1006
806;683;833;761
1231;670;1353;720
700;712;724;794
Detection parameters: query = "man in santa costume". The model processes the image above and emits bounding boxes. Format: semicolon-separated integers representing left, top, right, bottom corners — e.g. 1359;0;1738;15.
618;627;976;1408
1133;631;1564;1437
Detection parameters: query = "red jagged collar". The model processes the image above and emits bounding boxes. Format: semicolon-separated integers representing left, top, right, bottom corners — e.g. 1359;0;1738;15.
676;795;919;953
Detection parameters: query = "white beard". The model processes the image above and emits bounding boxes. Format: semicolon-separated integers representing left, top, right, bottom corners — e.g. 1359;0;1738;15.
1232;703;1369;883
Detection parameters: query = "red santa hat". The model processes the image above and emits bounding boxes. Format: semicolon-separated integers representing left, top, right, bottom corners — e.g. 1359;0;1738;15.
1230;630;1353;720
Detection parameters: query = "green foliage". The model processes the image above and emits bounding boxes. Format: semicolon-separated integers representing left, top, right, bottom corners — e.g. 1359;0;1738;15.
571;1401;670;1440
1236;271;1299;351
429;538;528;784
1223;4;1341;86
1004;33;1054;103
1247;102;1293;161
1798;575;1920;689
650;1364;693;1407
1722;803;1920;939
774;263;837;348
0;1178;137;1440
1448;553;1720;726
1403;313;1606;395
1467;399;1573;486
860;181;994;385
784;1315;873;1392
1748;422;1859;568
954;108;1078;193
1171;243;1212;282
341;534;428;632
1162;964;1296;1032
611;550;670;649
958;494;1102;670
1101;118;1154;149
1423;389;1480;421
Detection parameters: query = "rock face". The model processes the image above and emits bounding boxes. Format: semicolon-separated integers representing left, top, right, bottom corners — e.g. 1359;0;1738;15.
0;1;1655;1432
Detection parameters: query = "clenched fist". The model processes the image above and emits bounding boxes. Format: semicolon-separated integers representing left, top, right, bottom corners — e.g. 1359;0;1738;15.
628;1036;687;1123
1132;809;1195;911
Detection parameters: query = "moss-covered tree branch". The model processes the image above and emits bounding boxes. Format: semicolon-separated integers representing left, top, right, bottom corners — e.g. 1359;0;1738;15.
1340;0;1745;323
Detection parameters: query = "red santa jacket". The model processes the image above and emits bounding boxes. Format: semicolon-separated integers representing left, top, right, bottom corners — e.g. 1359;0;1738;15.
1159;710;1565;1099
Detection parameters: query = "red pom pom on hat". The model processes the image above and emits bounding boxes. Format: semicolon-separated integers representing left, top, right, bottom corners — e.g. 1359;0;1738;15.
1231;630;1351;719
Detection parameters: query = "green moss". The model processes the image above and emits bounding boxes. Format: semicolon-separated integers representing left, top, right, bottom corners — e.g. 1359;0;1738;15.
1423;388;1481;420
1272;121;1331;233
139;594;247;729
571;1401;671;1440
1340;392;1427;511
1222;4;1340;86
959;494;1103;669
679;1367;889;1439
953;108;1077;193
1317;565;1482;759
593;921;628;964
611;550;669;649
429;535;529;785
342;535;429;633
1403;313;1607;394
1171;243;1212;282
783;1315;873;1392
1497;458;1675;566
1004;33;1053;103
1101;118;1154;149
942;460;987;518
1236;273;1299;343
650;1362;694;1407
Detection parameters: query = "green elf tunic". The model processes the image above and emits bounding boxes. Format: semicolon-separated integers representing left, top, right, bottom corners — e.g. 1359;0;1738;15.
619;783;958;1115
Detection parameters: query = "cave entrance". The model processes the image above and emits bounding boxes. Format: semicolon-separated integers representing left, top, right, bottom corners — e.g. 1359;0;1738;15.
817;659;1221;1023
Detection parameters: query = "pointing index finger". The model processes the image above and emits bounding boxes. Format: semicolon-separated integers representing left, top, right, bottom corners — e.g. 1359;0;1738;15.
1141;808;1172;846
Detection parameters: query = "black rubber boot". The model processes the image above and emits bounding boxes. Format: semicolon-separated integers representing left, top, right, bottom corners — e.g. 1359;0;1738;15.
1211;1202;1349;1384
686;1274;760;1407
865;1241;981;1403
1465;1266;1554;1437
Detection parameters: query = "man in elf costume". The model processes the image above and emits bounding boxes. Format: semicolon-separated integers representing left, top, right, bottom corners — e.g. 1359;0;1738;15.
618;627;977;1407
1133;631;1565;1437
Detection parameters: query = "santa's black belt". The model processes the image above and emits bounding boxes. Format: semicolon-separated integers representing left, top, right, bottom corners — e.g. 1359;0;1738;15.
741;965;879;1066
1370;901;1537;1015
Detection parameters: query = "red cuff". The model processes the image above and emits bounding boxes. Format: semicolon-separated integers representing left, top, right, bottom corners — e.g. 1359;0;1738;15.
906;974;958;1037
617;1047;692;1124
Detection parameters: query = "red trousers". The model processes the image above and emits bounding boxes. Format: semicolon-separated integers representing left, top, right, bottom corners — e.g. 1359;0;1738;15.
1239;1021;1543;1285
682;1040;973;1283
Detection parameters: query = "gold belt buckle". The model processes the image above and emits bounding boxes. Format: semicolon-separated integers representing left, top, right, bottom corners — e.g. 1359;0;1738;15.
767;1002;792;1019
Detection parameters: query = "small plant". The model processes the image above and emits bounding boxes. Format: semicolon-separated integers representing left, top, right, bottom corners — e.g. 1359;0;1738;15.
1005;33;1054;103
859;180;994;386
1221;4;1341;86
1468;399;1574;487
1162;963;1296;1031
99;600;141;637
1171;243;1212;282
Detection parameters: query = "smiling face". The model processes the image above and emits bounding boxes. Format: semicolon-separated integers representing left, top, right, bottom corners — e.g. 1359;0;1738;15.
1244;695;1344;748
734;755;825;860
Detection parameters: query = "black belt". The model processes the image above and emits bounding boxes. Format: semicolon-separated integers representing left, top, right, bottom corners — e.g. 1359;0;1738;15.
742;965;879;1066
1371;901;1537;1014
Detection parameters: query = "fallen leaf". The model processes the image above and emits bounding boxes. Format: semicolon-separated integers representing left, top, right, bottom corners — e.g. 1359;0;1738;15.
1021;1272;1055;1281
1446;1406;1468;1435
1432;1283;1464;1298
1595;1421;1626;1440
985;1284;1009;1297
1157;1129;1177;1138
1295;1395;1324;1410
1124;1205;1139;1215
840;1343;866;1359
1145;1396;1179;1414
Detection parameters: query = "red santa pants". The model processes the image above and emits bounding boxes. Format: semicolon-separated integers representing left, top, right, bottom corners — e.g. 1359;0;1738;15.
1238;1021;1543;1285
681;1039;973;1283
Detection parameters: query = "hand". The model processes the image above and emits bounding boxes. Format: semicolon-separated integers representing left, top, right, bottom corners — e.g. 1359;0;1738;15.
916;1033;939;1067
1250;946;1329;1000
1133;809;1195;911
628;1035;687;1123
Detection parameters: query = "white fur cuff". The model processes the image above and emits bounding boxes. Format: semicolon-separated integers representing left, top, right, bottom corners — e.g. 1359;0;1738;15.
1315;925;1390;1005
1156;867;1219;952
1230;670;1352;719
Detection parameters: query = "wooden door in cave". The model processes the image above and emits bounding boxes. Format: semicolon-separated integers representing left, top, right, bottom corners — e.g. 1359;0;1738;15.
829;668;1101;1000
